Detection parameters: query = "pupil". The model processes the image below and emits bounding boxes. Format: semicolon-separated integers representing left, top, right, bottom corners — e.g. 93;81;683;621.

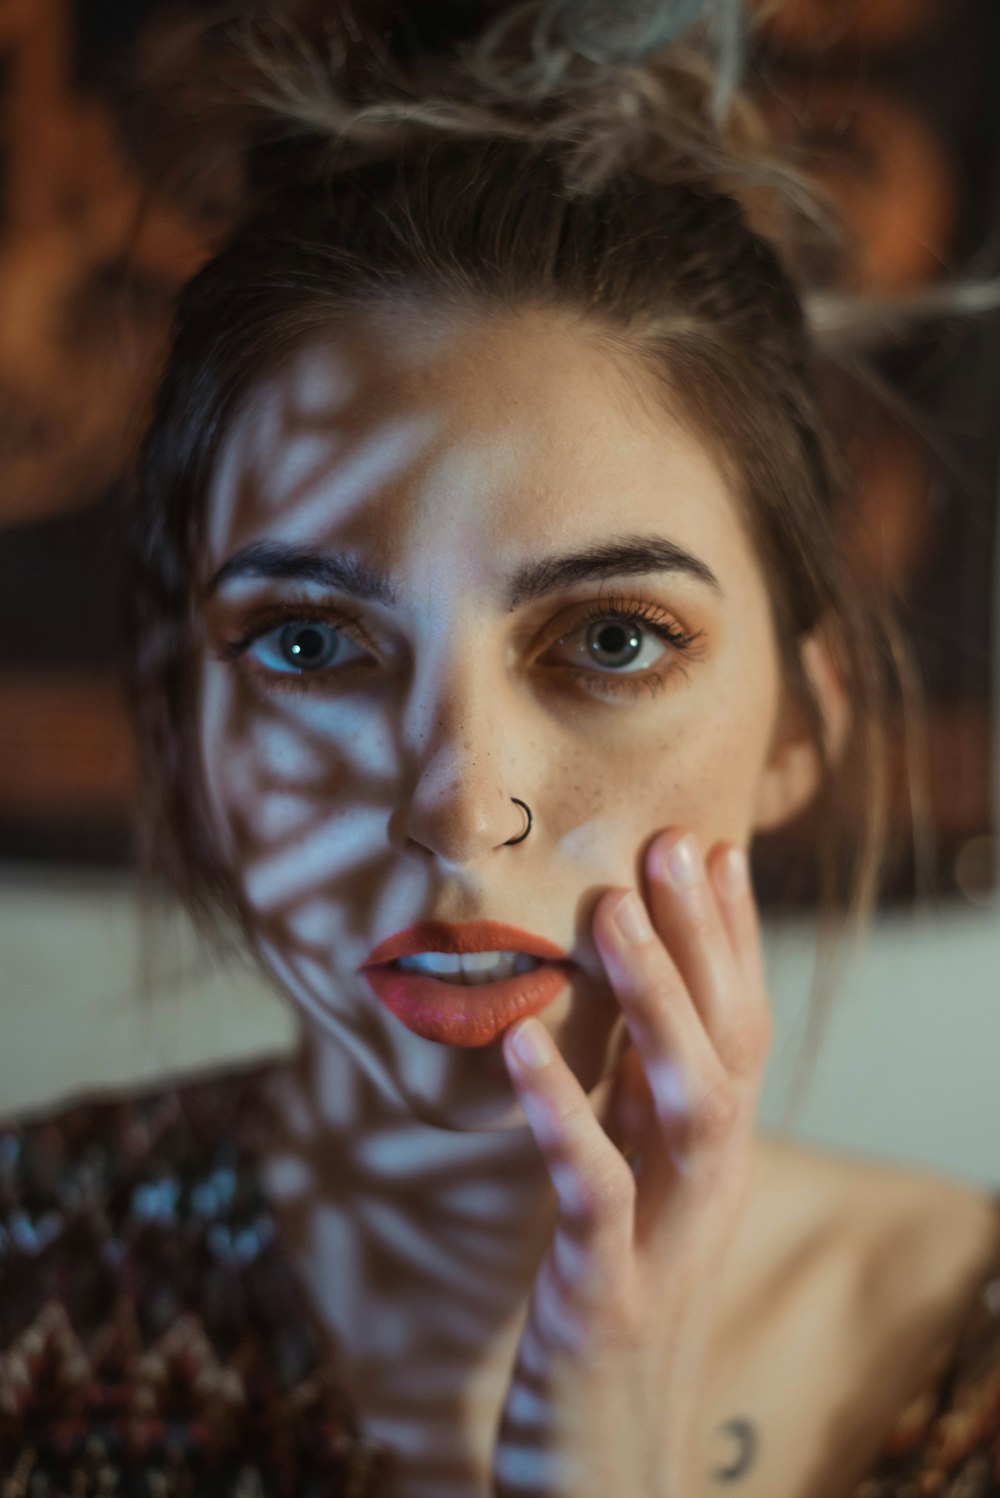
588;621;641;667
282;623;333;669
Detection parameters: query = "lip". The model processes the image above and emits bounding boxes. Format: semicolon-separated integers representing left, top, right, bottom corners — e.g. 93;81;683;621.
361;920;568;967
360;920;573;1048
362;963;572;1047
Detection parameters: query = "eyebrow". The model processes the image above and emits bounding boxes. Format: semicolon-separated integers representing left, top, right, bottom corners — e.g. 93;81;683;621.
205;534;723;609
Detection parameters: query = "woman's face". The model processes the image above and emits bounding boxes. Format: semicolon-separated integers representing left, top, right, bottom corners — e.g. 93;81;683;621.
196;304;799;1130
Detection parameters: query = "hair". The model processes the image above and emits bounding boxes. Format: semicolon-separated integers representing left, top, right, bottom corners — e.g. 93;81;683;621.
123;0;918;1129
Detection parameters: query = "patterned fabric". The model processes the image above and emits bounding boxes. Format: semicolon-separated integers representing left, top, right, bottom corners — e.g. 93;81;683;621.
3;1062;1000;1498
854;1194;1000;1498
0;1061;389;1498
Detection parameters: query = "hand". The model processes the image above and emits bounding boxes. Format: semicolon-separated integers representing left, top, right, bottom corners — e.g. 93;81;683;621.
492;829;773;1498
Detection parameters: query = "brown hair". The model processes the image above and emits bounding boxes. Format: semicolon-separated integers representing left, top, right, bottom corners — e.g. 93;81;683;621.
123;0;905;1126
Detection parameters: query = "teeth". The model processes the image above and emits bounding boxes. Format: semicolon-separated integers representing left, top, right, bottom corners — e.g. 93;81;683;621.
398;952;462;976
460;950;512;973
396;950;542;984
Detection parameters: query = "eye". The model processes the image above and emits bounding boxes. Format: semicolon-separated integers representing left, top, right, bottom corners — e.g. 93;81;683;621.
245;619;365;675
545;600;700;677
567;617;661;672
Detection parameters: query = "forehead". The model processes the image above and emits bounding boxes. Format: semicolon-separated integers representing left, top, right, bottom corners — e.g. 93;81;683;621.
203;304;744;579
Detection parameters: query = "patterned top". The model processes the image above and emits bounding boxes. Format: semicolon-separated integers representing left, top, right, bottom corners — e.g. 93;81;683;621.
853;1192;1000;1498
0;1059;390;1498
2;1060;1000;1498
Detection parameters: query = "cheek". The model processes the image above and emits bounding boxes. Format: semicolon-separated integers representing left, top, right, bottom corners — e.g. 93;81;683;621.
196;661;398;939
657;719;768;842
540;717;772;907
669;660;780;845
594;668;778;855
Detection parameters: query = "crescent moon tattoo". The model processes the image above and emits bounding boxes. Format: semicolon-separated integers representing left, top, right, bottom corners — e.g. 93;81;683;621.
709;1417;759;1482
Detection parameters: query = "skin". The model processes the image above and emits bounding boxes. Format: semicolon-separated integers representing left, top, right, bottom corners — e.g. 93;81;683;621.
194;301;835;1495
493;829;770;1497
197;303;823;1120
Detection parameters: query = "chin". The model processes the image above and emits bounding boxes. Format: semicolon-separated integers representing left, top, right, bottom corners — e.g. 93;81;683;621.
392;1012;632;1135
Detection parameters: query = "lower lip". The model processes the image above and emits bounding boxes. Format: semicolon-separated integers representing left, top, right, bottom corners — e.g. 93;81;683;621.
361;962;572;1047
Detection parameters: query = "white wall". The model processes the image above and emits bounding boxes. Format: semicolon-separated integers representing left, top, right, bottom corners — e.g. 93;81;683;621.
0;865;297;1118
762;893;1000;1188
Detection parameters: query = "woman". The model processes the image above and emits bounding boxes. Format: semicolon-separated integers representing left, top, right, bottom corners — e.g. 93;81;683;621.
3;2;1000;1496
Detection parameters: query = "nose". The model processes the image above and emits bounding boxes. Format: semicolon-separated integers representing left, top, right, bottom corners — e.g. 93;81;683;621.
393;655;532;866
400;781;526;865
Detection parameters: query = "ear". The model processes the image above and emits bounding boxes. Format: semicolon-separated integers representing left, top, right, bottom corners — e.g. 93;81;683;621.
752;629;851;834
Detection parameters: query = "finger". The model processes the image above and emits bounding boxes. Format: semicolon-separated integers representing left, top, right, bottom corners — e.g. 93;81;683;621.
503;1018;636;1260
643;830;740;1046
706;841;765;978
593;889;738;1174
705;842;773;1089
646;832;770;1083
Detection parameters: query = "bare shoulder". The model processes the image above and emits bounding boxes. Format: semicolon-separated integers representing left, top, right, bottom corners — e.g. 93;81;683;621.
779;1134;1000;1345
697;1137;1000;1498
848;1152;1000;1325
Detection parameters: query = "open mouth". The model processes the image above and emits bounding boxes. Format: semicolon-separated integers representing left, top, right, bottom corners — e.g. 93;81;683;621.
363;956;570;1046
392;950;543;985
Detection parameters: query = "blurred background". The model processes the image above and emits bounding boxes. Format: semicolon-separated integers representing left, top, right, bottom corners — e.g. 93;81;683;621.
1;0;999;1180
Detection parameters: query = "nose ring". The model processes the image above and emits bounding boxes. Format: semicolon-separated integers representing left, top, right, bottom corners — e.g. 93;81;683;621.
502;797;532;846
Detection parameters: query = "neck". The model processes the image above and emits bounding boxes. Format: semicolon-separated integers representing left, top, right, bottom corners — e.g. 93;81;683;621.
259;1021;589;1356
259;1022;589;1484
256;1024;787;1493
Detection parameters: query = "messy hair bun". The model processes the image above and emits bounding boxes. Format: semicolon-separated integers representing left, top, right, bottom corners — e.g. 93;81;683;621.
226;0;820;254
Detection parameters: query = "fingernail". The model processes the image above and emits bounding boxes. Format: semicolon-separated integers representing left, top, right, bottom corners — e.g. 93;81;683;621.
719;846;748;899
613;890;653;944
653;833;701;889
510;1018;553;1070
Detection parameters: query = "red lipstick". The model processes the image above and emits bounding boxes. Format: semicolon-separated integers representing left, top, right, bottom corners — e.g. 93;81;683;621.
360;920;572;1047
363;920;567;966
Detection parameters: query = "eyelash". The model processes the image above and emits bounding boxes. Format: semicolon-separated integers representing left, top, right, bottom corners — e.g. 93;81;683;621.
217;592;706;703
558;594;705;700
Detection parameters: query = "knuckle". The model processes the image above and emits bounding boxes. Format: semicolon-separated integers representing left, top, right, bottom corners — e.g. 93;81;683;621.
720;1008;772;1077
689;1078;741;1148
581;1158;636;1223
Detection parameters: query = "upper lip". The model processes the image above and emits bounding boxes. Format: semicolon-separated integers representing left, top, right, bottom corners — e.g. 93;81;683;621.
362;920;569;968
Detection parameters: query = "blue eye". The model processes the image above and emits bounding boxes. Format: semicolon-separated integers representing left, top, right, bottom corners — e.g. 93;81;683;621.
248;620;351;674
